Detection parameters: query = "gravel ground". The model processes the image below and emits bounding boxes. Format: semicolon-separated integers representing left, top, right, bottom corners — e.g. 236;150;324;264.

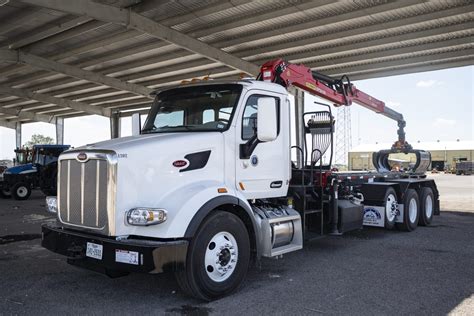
0;174;472;315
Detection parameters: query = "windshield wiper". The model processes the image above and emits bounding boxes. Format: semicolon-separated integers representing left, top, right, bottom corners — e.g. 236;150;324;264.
142;125;193;134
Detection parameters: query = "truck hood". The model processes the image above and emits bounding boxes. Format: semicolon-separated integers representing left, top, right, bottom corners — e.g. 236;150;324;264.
4;163;37;175
74;132;222;153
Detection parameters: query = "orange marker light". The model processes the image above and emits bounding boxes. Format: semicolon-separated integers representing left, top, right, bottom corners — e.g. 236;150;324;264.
217;188;228;194
239;182;245;190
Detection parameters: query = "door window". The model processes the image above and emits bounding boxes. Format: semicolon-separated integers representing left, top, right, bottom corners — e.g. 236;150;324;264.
242;95;280;140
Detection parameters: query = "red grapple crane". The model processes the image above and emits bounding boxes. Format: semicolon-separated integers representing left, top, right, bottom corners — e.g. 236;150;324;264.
258;59;411;151
257;58;431;173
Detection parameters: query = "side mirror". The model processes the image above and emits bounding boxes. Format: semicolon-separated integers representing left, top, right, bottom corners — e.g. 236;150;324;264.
257;97;277;142
131;113;141;136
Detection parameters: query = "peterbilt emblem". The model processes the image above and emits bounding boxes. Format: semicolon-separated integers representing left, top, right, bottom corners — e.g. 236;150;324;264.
77;152;88;161
173;160;188;168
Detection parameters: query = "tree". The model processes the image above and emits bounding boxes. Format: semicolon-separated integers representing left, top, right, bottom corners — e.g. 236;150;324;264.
24;134;54;148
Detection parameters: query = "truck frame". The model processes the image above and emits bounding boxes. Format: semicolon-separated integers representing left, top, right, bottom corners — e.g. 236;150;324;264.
41;60;439;300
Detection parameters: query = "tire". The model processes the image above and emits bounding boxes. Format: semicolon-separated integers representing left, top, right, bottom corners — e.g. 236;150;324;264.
396;189;419;232
175;211;250;301
419;187;434;226
0;186;11;199
383;187;398;230
11;182;32;200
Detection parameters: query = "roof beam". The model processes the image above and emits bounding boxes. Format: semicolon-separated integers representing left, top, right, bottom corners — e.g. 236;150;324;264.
0;86;111;117
324;51;474;77
308;39;474;70
0;49;153;97
187;0;334;39
0;104;57;124
349;58;474;81
274;22;474;64
20;0;260;75
230;6;474;56
7;16;93;49
0;119;17;129
214;0;422;49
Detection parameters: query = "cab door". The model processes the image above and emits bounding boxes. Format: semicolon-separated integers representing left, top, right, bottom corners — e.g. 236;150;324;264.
235;90;290;199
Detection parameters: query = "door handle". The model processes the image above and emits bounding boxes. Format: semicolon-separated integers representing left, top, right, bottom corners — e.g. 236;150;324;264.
270;181;283;188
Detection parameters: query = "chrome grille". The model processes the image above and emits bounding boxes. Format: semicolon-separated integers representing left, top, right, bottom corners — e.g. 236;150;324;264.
58;156;110;232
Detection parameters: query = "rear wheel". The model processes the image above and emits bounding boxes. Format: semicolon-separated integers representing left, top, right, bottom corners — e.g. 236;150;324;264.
419;187;434;226
397;189;419;232
11;182;32;200
383;187;398;230
175;211;250;301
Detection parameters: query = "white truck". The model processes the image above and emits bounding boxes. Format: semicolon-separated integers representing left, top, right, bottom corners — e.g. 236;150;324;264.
43;59;439;300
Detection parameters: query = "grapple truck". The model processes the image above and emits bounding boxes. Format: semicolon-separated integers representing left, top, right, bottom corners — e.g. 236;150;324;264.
42;59;439;300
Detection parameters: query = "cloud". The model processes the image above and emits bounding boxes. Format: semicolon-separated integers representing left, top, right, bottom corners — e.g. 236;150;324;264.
416;80;444;88
433;118;456;128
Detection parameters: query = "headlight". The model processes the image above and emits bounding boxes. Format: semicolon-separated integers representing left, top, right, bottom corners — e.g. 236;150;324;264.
45;196;58;214
126;208;167;226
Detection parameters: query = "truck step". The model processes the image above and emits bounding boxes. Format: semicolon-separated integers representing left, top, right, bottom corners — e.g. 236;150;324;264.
304;209;322;215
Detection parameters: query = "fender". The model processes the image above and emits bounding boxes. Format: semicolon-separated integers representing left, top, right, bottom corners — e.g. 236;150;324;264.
184;195;261;258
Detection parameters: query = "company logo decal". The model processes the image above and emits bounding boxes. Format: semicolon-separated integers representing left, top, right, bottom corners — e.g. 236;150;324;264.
77;152;88;161
364;207;381;220
173;160;188;168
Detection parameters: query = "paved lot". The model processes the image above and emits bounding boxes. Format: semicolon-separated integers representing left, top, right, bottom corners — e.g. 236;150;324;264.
427;173;474;213
0;174;473;315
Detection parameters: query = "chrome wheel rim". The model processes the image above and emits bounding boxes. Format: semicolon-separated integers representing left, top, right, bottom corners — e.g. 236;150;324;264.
425;195;433;219
204;231;238;282
409;198;417;223
385;193;397;222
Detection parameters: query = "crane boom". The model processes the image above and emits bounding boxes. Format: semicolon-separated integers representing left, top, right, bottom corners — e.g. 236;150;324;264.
258;58;412;151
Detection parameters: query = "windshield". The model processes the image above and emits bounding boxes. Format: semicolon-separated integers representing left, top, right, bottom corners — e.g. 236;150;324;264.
142;84;243;133
33;147;64;165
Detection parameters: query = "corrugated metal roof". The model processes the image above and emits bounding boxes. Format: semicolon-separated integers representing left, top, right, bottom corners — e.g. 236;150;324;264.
0;0;472;124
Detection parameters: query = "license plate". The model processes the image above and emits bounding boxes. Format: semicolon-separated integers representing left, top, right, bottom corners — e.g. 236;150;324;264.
86;242;103;260
115;249;139;265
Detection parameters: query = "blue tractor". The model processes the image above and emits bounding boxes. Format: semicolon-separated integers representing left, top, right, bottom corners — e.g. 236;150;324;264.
0;144;70;200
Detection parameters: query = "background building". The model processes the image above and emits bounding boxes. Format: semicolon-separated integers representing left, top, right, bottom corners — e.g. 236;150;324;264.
349;140;474;171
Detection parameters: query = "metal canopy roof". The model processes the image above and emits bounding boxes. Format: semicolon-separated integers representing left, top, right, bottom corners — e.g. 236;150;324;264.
0;0;472;127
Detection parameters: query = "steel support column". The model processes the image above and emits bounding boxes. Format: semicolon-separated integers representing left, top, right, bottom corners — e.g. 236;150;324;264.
56;117;64;145
110;112;120;139
15;122;21;148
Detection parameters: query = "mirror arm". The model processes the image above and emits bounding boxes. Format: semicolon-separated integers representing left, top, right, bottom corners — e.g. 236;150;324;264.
239;134;261;159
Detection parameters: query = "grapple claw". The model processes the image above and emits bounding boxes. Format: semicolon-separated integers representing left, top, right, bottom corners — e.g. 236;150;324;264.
373;148;431;174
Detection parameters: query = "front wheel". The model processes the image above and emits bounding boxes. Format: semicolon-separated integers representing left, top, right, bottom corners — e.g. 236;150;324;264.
0;186;11;199
11;182;32;200
175;211;250;301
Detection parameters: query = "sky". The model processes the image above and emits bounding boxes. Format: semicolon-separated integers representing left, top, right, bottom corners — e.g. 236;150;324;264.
0;65;473;160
